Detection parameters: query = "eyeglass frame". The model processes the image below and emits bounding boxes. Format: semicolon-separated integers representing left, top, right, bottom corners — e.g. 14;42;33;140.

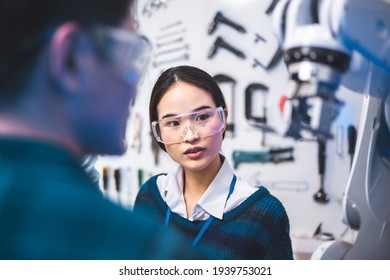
151;106;227;144
88;24;152;86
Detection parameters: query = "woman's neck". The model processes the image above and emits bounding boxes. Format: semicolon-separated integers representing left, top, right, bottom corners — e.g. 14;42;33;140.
182;154;224;217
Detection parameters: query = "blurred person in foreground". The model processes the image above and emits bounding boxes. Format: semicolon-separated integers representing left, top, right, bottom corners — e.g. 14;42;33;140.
0;0;205;259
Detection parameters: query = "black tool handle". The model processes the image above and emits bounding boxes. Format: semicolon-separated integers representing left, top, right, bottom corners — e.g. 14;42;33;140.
318;137;326;175
348;125;357;155
314;137;330;203
218;37;246;59
218;11;246;33
102;167;109;191
114;169;121;192
269;147;294;154
348;125;357;167
265;0;281;14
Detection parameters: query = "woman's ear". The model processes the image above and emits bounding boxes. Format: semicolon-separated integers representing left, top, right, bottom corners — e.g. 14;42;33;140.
48;22;90;96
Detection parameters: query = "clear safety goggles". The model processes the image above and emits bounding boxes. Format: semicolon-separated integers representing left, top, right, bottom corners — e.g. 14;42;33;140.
151;107;226;145
90;25;152;85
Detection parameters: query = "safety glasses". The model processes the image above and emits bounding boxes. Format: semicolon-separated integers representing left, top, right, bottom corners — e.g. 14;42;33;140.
90;25;152;85
151;107;226;144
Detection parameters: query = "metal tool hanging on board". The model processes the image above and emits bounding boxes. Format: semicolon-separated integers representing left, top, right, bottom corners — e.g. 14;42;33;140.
208;11;247;34
206;10;282;69
265;0;281;14
129;112;142;153
141;0;172;17
313;136;330;203
252;48;283;70
245;83;268;125
153;20;190;68
245;83;271;145
213;74;236;138
206;12;246;60
208;36;246;60
232;147;294;169
347;124;357;168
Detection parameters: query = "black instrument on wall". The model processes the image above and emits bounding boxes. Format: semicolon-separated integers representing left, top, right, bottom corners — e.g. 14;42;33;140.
214;74;236;138
245;83;269;128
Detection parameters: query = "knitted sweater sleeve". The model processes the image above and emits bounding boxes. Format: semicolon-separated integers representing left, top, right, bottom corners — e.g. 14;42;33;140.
133;175;166;220
263;206;294;260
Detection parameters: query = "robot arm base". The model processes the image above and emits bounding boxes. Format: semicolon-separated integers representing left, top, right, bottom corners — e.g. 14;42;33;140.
311;240;353;259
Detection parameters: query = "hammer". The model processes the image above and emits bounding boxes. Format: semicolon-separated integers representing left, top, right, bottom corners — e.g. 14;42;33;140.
208;11;246;35
208;36;246;59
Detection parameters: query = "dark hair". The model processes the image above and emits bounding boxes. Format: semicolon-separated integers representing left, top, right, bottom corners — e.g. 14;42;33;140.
149;65;227;151
0;0;132;99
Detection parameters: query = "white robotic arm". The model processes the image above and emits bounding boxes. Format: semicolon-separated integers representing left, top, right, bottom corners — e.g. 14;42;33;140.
273;0;390;259
273;0;390;139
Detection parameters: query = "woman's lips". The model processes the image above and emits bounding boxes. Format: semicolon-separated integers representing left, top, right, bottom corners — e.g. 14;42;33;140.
184;146;205;154
184;146;206;159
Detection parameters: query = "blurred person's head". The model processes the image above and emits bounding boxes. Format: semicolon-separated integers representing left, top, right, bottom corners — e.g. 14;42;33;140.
0;0;150;156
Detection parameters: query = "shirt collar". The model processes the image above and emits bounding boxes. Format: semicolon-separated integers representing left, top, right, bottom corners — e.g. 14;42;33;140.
157;157;235;220
197;158;234;220
158;165;185;211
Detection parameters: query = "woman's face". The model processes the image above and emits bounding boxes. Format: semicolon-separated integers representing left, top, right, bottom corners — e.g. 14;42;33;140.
156;81;227;172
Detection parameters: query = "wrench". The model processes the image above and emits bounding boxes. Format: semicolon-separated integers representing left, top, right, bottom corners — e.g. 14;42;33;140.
153;53;189;68
156;37;184;48
154;44;189;58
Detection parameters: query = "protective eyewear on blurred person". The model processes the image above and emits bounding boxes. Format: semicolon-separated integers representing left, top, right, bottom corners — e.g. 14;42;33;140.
91;25;152;85
151;107;226;145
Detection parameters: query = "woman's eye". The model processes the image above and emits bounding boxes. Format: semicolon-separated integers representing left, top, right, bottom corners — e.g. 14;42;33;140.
196;113;209;121
167;120;180;127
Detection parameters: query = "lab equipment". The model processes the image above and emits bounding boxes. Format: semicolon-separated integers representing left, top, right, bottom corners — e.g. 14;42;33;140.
272;0;390;259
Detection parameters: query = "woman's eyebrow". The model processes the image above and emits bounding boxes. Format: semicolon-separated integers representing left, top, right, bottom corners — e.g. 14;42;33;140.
161;105;212;119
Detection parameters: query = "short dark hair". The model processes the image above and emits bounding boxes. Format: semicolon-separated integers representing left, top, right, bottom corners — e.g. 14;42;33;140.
149;65;227;151
0;0;132;99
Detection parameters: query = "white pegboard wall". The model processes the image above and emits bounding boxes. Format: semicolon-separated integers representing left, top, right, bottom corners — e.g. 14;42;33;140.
96;0;364;258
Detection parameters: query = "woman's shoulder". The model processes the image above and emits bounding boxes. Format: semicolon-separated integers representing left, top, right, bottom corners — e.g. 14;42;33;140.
140;173;167;190
135;173;167;203
134;173;167;213
252;186;286;207
232;185;288;218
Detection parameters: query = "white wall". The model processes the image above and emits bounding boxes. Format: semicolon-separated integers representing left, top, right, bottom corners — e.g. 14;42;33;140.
96;0;364;259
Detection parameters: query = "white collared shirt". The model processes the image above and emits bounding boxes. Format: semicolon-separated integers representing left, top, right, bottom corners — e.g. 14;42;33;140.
156;158;258;221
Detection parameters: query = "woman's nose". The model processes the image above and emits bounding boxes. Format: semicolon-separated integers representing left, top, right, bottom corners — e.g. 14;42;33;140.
181;126;200;142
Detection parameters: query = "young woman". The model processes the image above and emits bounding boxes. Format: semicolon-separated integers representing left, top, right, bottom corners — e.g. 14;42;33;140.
134;65;293;259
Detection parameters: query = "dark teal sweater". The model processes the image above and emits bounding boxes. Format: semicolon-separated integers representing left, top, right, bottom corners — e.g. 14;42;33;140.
0;138;204;259
134;174;294;260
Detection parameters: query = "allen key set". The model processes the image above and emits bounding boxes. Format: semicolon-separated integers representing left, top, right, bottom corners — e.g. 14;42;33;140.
152;20;190;68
